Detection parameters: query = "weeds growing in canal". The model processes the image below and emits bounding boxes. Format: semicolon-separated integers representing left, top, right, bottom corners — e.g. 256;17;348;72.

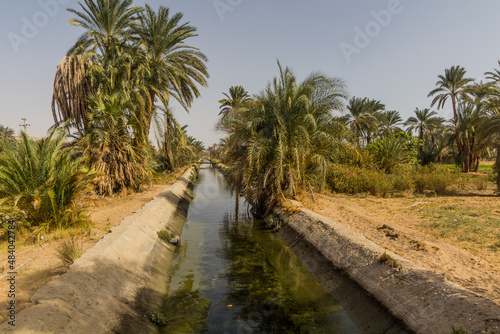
379;252;401;269
157;230;174;240
148;311;168;327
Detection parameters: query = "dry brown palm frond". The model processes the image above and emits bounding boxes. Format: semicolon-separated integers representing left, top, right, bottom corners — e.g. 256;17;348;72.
52;55;94;134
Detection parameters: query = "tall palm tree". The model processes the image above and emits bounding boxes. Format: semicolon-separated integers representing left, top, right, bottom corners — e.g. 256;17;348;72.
481;113;500;191
0;125;15;148
428;66;473;168
218;85;252;118
346;97;384;146
378;110;403;137
404;108;444;163
404;108;440;141
67;0;143;56
222;63;348;215
136;4;209;136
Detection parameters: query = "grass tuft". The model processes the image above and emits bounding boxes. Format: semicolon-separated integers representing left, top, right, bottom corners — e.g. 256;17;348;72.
57;237;84;265
379;252;401;269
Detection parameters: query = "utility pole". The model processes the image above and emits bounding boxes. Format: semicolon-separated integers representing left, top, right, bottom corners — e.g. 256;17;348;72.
19;118;31;133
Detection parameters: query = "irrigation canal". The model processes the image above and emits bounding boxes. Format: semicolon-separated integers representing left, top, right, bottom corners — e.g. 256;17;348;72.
160;166;363;333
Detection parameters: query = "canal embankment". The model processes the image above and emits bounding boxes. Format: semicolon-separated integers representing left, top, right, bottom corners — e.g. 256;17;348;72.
0;168;196;334
269;202;500;334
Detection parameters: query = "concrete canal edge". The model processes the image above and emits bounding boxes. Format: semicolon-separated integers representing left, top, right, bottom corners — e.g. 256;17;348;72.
268;202;500;334
0;167;197;334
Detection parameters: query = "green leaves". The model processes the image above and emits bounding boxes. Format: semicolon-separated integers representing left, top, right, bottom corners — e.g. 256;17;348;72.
0;129;100;230
220;63;349;215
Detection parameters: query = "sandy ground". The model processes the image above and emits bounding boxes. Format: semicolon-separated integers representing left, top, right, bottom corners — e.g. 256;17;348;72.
0;178;177;323
312;193;500;306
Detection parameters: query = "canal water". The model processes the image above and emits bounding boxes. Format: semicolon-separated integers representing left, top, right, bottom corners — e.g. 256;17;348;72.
160;167;361;333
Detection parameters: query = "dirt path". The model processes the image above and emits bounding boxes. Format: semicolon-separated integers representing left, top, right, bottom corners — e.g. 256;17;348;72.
312;193;500;305
0;173;182;323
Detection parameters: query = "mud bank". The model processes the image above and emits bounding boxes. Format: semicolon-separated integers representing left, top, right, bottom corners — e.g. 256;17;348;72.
1;168;196;334
271;202;500;334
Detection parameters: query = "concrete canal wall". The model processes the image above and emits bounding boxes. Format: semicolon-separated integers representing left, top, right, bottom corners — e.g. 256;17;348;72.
1;168;196;334
271;202;500;334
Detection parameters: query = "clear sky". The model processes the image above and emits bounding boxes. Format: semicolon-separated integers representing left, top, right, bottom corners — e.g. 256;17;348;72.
2;0;500;146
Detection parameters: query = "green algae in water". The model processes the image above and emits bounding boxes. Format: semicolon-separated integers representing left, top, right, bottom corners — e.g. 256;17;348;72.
159;168;360;333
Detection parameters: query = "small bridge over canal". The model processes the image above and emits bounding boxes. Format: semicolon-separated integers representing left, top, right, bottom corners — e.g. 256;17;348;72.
194;160;218;167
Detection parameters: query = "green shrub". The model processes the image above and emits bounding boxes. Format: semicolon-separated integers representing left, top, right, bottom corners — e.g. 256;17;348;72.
413;164;459;194
0;129;100;234
390;164;416;191
157;229;173;240
326;164;392;196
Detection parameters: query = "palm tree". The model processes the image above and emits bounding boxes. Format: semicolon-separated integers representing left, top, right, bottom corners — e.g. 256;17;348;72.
135;4;209;136
368;134;415;172
221;63;348;215
346;97;384;146
481;114;500;191
428;66;473;170
66;0;143;56
378;110;403;137
77;92;148;195
218;85;252;118
405;108;440;141
404;108;444;163
0;125;15;148
0;129;99;235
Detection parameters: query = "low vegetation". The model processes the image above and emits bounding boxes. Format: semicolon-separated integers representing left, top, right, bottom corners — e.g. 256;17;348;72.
157;229;174;240
57;237;84;265
379;252;401;269
149;310;168;327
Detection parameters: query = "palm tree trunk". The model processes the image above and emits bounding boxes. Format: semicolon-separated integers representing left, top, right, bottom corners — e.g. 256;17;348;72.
495;147;500;192
452;97;463;160
473;154;480;173
145;91;156;137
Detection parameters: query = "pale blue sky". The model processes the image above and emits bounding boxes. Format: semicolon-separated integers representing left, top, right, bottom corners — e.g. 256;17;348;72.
2;0;500;146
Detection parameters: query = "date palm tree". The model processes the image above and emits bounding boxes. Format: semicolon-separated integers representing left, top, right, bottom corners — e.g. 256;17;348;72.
222;63;348;215
0;125;15;148
135;5;209;136
77;92;147;195
428;66;473;169
66;0;143;56
404;108;444;163
218;85;252;118
0;129;100;234
346;97;384;146
378;110;403;137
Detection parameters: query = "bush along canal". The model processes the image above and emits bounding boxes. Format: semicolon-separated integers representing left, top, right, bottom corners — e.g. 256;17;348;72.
158;166;409;333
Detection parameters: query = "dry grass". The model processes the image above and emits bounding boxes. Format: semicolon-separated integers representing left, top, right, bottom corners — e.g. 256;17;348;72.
344;190;500;262
57;237;84;265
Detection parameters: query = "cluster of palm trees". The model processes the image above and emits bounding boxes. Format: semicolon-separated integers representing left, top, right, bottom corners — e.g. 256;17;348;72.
217;63;500;214
217;63;350;215
52;0;208;194
0;0;208;233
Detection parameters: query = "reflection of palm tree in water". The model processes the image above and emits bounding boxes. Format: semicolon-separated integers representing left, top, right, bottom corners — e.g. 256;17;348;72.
160;273;211;333
218;213;345;333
